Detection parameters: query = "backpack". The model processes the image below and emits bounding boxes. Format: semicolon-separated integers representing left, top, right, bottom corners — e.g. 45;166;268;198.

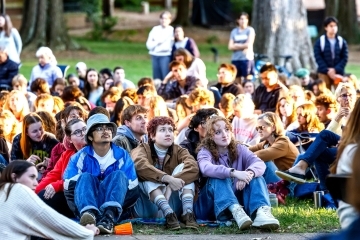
320;35;343;52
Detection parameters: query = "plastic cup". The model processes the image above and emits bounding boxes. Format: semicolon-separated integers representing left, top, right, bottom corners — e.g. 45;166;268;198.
114;222;133;235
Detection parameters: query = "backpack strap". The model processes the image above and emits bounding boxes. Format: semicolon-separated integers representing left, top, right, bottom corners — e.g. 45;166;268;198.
320;35;325;52
337;36;343;50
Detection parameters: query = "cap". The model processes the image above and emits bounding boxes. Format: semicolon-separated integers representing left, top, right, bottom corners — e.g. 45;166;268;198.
85;113;117;143
75;62;87;70
295;68;310;78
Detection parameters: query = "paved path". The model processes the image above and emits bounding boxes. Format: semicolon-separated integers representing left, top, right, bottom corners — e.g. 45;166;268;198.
96;233;325;240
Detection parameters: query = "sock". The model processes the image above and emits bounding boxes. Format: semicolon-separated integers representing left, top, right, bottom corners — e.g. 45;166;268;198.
154;195;173;216
229;203;242;213
181;193;194;215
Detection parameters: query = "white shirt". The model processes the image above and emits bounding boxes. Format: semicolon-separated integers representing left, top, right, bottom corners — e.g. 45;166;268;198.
146;25;174;56
94;148;115;173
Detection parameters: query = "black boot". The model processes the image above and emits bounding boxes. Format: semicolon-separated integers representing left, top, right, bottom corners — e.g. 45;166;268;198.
97;207;116;234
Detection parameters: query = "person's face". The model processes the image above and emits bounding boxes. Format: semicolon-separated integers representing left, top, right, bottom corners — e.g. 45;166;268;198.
0;16;5;27
14;166;38;191
9;94;23;113
87;71;98;86
54;84;64;96
160;13;171;27
68;76;80;86
172;65;187;81
244;82;254;94
104;96;116;113
256;119;274;141
217;68;234;84
27;121;44;142
37;99;54;113
174;27;184;41
77;68;86;78
38;54;50;66
175;55;184;62
290;91;305;105
12;82;27;93
114;69;125;82
316;105;330;123
296;107;307;125
260;70;278;88
211;120;231;148
152;124;174;149
279;99;293;117
237;15;249;28
69;121;86;150
99;74;109;86
66;109;82;123
104;79;114;91
312;85;319;96
325;22;338;36
0;51;7;63
0;118;12;136
338;88;355;109
137;94;151;108
194;119;207;139
89;124;113;144
301;76;310;86
125;113;148;136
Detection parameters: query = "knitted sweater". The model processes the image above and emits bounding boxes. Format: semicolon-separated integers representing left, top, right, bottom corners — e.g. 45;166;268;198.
0;183;94;240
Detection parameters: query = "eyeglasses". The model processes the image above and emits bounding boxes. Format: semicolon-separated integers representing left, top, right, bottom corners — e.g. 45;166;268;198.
71;127;87;137
340;94;352;99
94;126;113;133
256;125;266;131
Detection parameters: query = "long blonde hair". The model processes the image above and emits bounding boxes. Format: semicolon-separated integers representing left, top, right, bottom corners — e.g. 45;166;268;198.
0;110;19;143
296;103;324;133
149;96;169;120
4;90;30;122
196;116;238;164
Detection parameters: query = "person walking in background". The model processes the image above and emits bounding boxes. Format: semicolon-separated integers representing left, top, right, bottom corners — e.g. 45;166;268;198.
146;11;174;80
0;14;22;64
314;17;348;90
228;12;255;83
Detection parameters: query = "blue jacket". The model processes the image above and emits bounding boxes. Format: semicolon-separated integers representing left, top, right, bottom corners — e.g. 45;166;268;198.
313;216;360;240
63;143;138;191
314;35;348;75
0;57;19;87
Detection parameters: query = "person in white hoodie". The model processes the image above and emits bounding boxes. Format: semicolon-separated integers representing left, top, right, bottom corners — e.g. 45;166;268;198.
232;94;260;146
146;11;174;81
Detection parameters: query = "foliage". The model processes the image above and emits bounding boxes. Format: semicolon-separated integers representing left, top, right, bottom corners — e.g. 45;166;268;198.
230;0;253;18
79;0;102;17
88;14;118;40
114;0;142;8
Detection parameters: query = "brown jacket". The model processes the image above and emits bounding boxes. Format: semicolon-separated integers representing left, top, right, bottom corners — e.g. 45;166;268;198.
131;143;199;185
248;136;298;171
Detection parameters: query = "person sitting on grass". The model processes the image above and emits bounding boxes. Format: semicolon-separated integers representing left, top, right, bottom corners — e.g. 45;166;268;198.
314;94;338;129
131;116;199;230
63;113;139;234
195;116;280;231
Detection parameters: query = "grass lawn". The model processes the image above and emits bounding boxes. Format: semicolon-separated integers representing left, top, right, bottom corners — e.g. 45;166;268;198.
130;198;339;235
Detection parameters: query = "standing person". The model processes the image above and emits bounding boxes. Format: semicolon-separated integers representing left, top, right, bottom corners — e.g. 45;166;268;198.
171;26;200;59
0;14;22;64
63;114;139;234
228;12;255;82
146;11;174;80
314;17;348;90
0;160;99;239
0;45;18;91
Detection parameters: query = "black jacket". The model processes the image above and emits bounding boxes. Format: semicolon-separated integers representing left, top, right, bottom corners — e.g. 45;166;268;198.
158;76;201;101
0;57;19;87
213;82;244;96
179;128;200;159
253;83;288;113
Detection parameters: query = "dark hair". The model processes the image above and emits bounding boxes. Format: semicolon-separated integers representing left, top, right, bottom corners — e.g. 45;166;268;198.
113;66;124;73
0;160;35;201
66;73;77;81
30;78;50;94
100;86;121;103
260;63;277;74
138;77;155;88
36;111;56;135
323;16;338;27
238;12;249;20
56;105;87;141
113;97;135;126
88;106;110;119
64;118;84;137
99;68;113;78
169;60;187;71
50;78;67;93
137;85;156;96
147;116;175;140
189;108;219;129
0;14;13;37
61;86;84;102
84;68;100;99
121;105;148;125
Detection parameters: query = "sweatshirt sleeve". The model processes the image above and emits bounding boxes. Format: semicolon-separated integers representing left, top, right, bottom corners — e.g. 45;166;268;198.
146;28;158;51
12;28;23;56
251;138;288;162
10;134;23;161
326;119;342;135
238;144;266;177
63;153;81;190
197;147;232;179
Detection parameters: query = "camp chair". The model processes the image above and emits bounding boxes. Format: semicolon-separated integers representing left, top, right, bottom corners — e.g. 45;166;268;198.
57;64;70;77
326;174;351;203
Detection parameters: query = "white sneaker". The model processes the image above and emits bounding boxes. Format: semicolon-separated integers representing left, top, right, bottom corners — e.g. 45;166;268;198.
231;205;252;230
252;206;280;230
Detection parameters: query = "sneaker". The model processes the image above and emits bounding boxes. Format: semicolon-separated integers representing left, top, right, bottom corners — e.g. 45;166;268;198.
275;170;306;184
165;212;181;230
231;205;252;230
97;211;115;234
252;206;280;230
181;212;199;229
79;210;97;226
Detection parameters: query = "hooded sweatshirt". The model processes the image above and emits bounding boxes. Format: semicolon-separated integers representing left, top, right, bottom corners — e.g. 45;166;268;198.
232;115;260;146
112;125;148;153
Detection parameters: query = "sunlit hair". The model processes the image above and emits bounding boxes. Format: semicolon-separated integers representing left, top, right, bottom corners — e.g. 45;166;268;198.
20;113;44;159
304;90;316;103
315;94;338;112
218;63;237;77
233;94;255;110
188;87;214;107
120;104;148;125
343;74;359;91
288;85;305;104
53;96;65;113
176;95;192;122
257;112;285;137
61;85;84;102
34;93;54;111
30;78;50;94
174;48;194;68
147;116;175;141
121;88;138;104
219;93;236;115
331;98;360;173
296;103;324;133
35;46;57;65
149;95;169;120
0;110;18;143
4;90;30;122
138;77;155;88
348;146;360;211
275;96;297;129
312;79;331;96
12;74;28;86
197;116;238;165
101;86;122;103
36;111;56;135
334;82;356;100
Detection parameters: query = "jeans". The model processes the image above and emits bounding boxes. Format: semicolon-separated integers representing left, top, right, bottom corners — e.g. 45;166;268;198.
75;171;139;222
38;190;75;218
263;161;281;184
231;60;254;78
151;55;171;80
194;177;270;220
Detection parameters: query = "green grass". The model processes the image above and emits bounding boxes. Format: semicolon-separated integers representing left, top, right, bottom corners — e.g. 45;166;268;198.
129;198;339;235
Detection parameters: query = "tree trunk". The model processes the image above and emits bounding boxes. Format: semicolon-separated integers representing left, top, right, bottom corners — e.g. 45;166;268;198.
173;0;191;26
325;0;339;17
20;0;75;51
252;0;316;71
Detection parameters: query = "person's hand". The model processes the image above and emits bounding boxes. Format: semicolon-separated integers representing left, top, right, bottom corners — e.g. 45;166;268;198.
27;155;41;164
232;170;252;184
335;107;350;122
165;176;185;191
36;157;50;173
163;72;173;84
43;184;56;199
85;224;100;235
327;68;336;79
236;180;246;191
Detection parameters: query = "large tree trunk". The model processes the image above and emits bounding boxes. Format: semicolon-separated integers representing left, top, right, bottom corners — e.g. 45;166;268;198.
173;0;191;26
20;0;74;51
252;0;316;71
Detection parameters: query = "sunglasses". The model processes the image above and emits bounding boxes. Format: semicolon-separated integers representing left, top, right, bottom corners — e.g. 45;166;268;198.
340;94;352;99
256;125;266;131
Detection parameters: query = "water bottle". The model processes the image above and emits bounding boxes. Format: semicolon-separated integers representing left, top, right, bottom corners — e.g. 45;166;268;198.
269;193;278;208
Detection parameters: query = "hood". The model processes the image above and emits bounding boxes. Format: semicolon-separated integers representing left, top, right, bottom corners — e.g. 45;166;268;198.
116;125;148;143
185;128;200;144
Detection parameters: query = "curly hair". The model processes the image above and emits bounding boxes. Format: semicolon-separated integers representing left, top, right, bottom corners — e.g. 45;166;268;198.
196;116;238;165
314;94;338;112
147;116;175;141
297;103;324;133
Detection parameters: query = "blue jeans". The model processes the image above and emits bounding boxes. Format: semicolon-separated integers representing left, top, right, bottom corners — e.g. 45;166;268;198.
194;177;270;220
263;161;281;184
151;55;171;80
0;154;7;165
75;171;139;221
231;60;254;78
